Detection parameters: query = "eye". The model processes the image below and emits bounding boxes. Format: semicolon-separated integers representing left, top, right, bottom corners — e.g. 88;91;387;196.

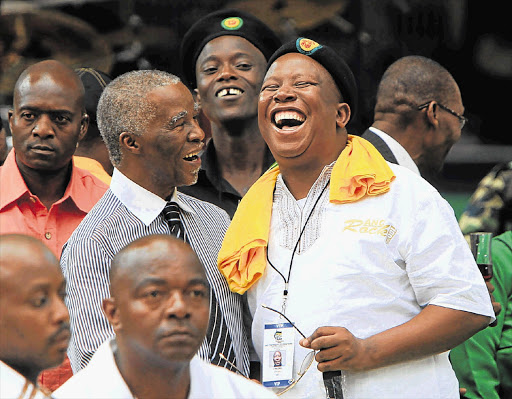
188;287;207;299
53;114;70;124
295;81;313;88
261;84;279;92
236;63;252;70
31;295;49;308
202;66;218;74
21;112;35;121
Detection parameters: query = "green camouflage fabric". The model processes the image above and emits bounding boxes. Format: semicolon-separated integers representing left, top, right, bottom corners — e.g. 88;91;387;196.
459;161;512;239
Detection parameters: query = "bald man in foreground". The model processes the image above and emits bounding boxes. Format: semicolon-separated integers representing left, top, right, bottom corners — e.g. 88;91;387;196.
55;235;276;398
0;234;70;398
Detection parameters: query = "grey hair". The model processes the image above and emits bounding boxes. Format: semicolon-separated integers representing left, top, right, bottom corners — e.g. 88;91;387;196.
97;70;181;166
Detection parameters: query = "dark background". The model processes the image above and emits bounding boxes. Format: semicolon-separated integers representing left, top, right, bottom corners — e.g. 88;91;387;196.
1;0;511;216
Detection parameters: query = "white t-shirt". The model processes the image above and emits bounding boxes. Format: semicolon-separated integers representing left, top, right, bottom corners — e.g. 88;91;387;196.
248;162;494;399
54;339;276;399
0;361;49;399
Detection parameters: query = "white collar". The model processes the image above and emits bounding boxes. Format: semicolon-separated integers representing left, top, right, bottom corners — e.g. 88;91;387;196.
369;127;421;176
110;168;194;226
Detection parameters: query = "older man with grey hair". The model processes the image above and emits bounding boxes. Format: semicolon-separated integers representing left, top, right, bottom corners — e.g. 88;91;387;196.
60;70;249;377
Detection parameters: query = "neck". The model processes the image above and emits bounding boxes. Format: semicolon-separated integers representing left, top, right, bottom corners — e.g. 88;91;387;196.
210;118;269;196
372;118;424;164
118;164;175;200
114;345;191;399
7;362;39;386
16;156;71;210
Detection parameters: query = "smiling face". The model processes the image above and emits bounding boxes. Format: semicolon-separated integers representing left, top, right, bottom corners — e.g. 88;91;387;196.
0;236;70;381
9;64;87;174
273;350;282;365
105;237;210;364
258;53;350;170
135;82;205;191
195;36;267;128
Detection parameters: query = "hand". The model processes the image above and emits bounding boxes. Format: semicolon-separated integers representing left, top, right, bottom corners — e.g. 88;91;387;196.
459;387;467;398
300;326;369;372
486;281;502;318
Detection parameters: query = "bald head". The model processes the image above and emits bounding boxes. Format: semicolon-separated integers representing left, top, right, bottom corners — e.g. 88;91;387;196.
109;235;206;296
374;56;459;127
14;60;85;112
0;234;69;383
104;234;210;365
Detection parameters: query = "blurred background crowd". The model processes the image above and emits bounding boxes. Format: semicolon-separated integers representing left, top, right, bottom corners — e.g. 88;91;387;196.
1;0;511;216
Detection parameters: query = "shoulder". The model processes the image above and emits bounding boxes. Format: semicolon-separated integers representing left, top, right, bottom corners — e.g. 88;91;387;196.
191;358;277;398
73;165;109;194
178;191;230;224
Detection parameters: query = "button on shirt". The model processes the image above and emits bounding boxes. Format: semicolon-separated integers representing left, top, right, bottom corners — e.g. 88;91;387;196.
0;151;108;258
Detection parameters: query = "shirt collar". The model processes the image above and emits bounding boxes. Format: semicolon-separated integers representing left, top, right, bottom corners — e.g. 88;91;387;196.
369;127;420;175
0;151;29;210
110;168;194;226
0;150;91;212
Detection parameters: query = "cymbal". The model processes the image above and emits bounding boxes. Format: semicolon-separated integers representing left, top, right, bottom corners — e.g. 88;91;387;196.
0;9;113;97
227;0;350;33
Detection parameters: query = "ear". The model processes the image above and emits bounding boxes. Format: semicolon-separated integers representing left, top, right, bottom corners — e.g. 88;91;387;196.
8;110;14;132
424;102;439;129
335;103;351;129
78;113;89;142
193;88;201;106
119;131;141;155
103;297;122;331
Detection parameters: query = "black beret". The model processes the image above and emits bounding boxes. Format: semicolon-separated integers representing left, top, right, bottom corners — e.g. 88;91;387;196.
180;8;281;88
75;67;112;124
267;37;358;117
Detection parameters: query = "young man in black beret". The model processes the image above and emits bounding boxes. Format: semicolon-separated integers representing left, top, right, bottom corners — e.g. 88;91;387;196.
179;9;281;218
218;38;494;398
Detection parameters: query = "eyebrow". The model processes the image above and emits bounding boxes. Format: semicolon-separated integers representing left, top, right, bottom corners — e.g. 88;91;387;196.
199;52;253;65
169;110;188;126
18;106;75;115
134;276;209;290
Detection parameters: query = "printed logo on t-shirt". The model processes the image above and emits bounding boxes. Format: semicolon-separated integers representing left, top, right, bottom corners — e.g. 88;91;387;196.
343;219;397;243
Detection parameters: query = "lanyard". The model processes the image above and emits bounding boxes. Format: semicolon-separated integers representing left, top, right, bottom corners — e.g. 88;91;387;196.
267;180;330;314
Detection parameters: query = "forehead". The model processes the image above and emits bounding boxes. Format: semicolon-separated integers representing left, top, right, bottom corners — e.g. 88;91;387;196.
116;246;206;291
146;83;195;115
0;255;63;297
197;35;265;63
265;53;331;82
15;73;82;112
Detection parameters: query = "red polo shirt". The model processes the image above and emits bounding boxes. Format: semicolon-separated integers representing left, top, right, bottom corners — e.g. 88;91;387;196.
0;150;108;258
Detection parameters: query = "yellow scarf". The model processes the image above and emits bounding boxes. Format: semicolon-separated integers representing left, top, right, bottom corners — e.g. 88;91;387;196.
217;135;396;294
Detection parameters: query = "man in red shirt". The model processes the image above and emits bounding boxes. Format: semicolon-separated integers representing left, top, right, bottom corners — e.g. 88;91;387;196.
0;60;108;391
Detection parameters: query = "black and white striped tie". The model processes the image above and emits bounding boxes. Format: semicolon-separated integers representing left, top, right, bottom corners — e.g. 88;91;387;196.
162;200;236;372
163;201;187;241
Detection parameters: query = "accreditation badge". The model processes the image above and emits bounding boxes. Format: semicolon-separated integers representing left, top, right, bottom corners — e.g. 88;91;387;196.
262;322;295;388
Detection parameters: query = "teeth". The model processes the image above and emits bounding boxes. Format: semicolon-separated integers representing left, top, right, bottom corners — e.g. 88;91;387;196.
184;151;200;160
274;111;305;125
217;88;243;97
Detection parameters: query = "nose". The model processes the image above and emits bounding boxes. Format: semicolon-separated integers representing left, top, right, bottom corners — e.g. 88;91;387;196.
188;119;206;143
52;294;70;325
217;64;237;82
274;85;297;103
32;114;55;139
165;291;190;319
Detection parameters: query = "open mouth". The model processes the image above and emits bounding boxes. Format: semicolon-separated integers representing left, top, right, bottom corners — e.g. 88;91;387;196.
272;110;306;130
216;87;244;98
183;150;201;162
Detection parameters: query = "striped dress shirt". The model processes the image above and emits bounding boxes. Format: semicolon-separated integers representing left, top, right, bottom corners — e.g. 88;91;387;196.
60;169;249;376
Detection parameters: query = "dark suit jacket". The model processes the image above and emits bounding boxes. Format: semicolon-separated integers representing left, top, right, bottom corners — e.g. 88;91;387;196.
361;128;399;164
